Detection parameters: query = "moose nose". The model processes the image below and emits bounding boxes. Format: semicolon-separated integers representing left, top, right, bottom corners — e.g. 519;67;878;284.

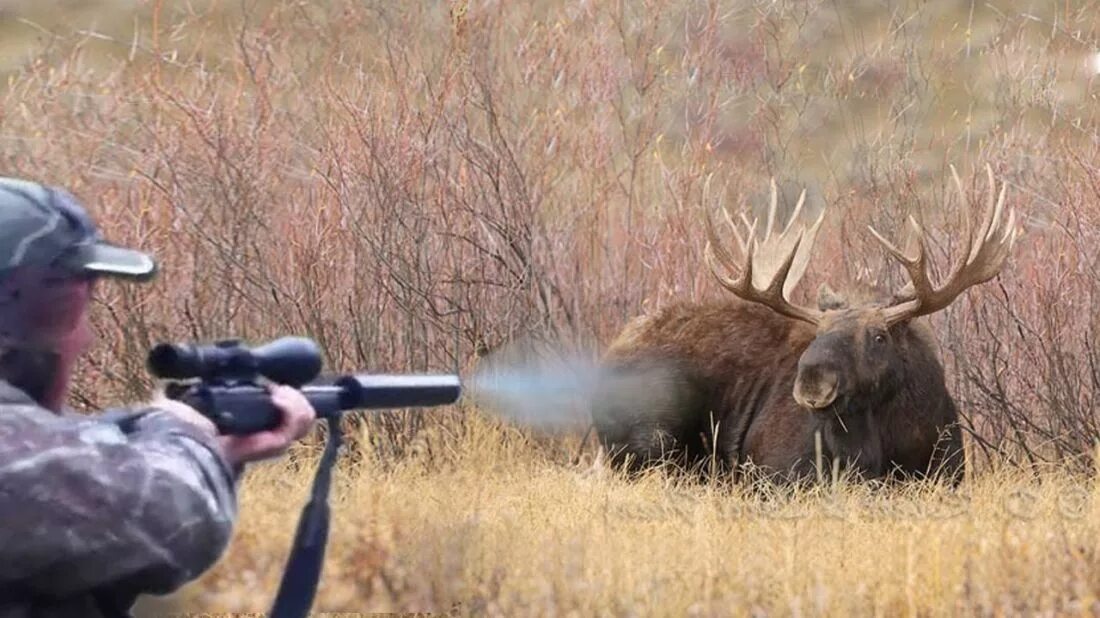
793;365;840;410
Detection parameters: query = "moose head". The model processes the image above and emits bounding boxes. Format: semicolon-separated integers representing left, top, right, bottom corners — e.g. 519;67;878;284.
703;165;1021;418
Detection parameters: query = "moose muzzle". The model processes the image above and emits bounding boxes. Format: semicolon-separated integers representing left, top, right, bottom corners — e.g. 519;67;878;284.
793;361;840;410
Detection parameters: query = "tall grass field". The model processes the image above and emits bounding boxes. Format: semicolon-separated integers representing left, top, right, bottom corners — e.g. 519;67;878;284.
3;1;1100;615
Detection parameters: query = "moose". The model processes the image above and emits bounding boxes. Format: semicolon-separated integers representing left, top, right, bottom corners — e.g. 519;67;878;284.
590;165;1020;486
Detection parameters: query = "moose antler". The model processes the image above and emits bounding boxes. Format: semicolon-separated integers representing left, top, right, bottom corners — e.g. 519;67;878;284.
869;164;1022;326
703;176;826;326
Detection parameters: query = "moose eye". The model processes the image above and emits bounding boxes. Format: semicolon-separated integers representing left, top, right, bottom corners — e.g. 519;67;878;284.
873;333;887;344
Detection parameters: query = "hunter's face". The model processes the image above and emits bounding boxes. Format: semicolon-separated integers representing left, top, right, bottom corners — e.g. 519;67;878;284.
0;266;93;344
0;266;95;410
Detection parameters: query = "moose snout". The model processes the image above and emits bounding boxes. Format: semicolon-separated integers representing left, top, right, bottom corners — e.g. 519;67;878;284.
793;364;840;410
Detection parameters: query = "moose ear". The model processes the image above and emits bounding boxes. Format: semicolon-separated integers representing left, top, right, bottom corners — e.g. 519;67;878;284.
817;282;848;310
889;281;917;305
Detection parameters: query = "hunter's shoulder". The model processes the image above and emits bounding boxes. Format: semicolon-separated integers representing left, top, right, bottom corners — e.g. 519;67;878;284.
0;379;37;405
0;380;61;426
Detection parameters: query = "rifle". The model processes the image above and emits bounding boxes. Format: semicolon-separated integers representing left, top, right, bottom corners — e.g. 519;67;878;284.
146;336;462;618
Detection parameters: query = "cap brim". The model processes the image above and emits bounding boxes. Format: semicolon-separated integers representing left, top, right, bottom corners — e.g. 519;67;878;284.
59;242;158;282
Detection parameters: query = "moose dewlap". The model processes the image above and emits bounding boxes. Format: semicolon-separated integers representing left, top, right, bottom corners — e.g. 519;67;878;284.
591;165;1022;486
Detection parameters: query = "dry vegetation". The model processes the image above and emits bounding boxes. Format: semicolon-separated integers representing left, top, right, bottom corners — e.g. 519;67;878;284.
3;0;1100;615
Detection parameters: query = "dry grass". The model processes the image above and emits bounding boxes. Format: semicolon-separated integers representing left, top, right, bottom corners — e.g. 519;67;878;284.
159;415;1100;617
3;0;1100;615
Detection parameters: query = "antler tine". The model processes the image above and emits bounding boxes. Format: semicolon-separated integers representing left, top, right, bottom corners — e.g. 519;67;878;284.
702;174;754;256
702;178;825;325
784;202;824;300
950;164;976;266
869;215;937;303
703;201;745;278
868;216;925;267
720;206;751;255
764;178;778;243
879;165;1022;326
966;170;1018;281
982;164;1003;243
782;188;808;237
767;227;807;297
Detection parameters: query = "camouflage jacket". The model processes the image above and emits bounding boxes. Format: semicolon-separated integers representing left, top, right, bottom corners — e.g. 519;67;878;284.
0;380;241;617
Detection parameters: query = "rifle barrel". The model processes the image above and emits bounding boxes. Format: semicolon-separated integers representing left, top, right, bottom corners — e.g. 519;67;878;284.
333;374;462;411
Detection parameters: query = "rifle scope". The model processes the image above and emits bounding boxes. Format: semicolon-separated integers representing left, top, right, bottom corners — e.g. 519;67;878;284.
147;336;323;386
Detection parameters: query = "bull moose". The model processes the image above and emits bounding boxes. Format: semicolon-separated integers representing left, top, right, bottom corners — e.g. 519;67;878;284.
591;165;1020;486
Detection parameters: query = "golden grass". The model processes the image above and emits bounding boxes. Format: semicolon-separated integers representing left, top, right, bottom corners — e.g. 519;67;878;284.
141;412;1100;617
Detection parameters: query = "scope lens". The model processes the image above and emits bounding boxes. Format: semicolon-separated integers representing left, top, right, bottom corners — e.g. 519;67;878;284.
147;343;198;379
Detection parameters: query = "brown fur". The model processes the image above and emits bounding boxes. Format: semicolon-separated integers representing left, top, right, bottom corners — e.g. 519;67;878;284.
590;288;965;487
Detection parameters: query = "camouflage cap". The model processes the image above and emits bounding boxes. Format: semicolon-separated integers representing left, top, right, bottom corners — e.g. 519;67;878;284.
0;177;157;281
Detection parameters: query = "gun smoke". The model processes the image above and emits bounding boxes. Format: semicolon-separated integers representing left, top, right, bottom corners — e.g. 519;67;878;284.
465;340;607;432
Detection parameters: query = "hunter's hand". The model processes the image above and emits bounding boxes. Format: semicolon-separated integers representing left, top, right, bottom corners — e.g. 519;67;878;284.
217;384;318;466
